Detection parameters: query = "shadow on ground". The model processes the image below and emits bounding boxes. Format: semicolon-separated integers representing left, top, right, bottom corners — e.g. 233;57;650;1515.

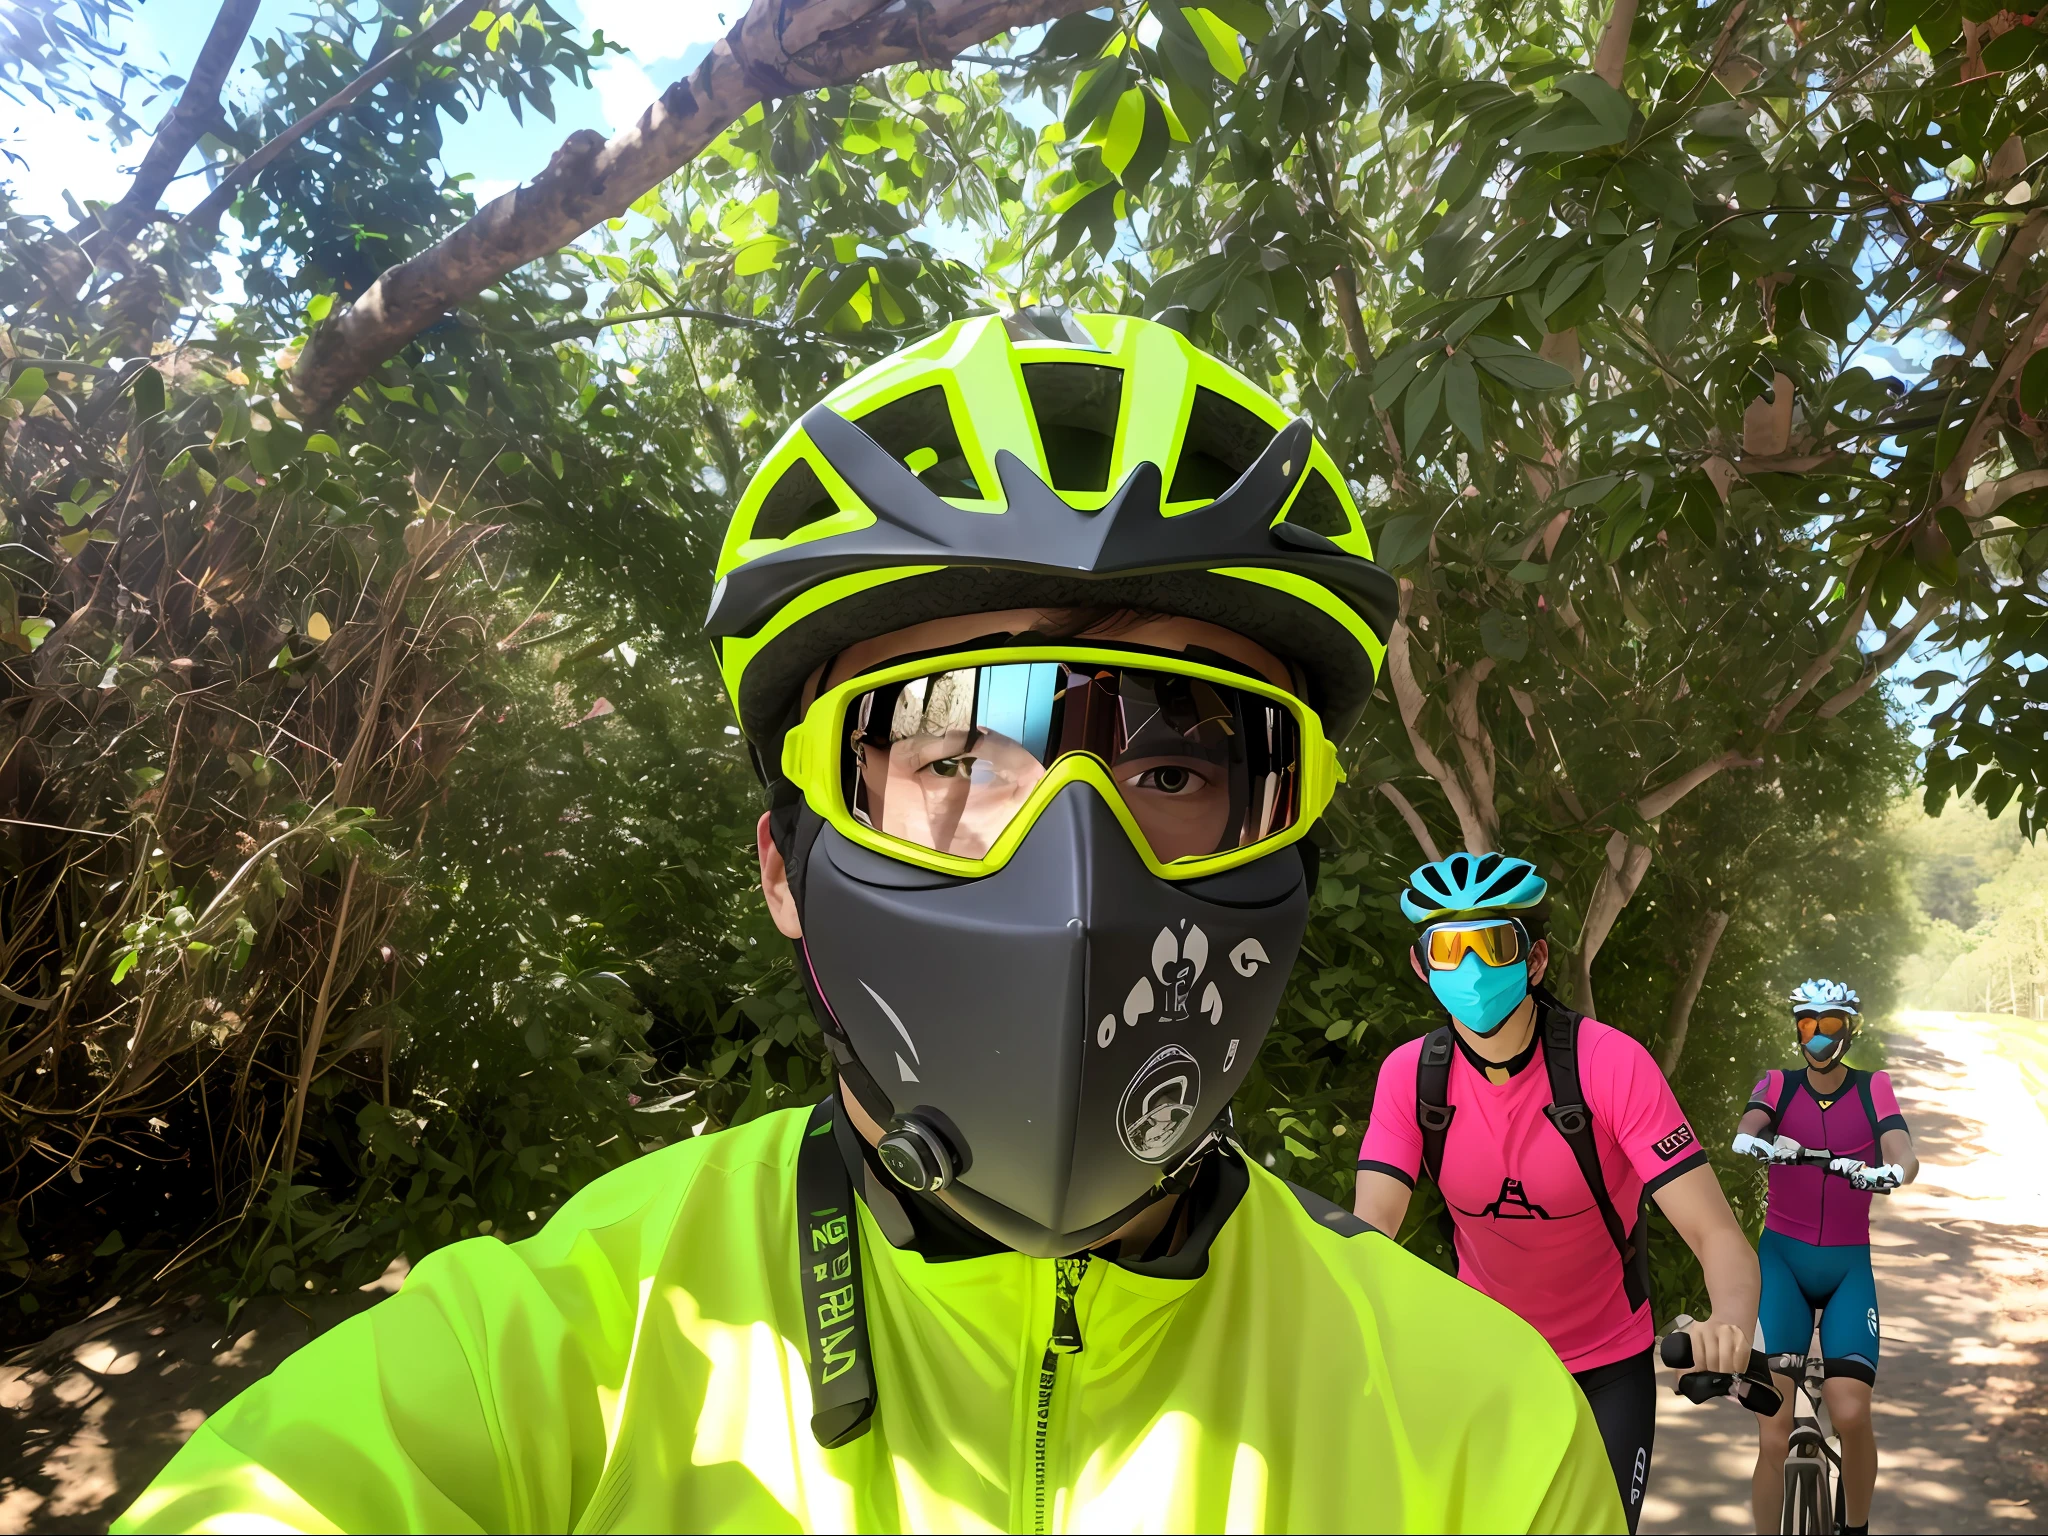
0;1261;403;1534
1643;1015;2048;1534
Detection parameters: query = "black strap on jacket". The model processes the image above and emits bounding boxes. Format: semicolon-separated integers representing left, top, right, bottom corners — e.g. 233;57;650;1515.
1536;996;1649;1312
796;1096;877;1448
1413;991;1646;1310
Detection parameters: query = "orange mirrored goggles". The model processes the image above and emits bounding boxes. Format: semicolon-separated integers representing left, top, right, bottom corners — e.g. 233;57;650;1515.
1420;920;1526;971
1796;1012;1856;1045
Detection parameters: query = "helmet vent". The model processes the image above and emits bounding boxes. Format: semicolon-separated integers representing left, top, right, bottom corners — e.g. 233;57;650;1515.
1283;470;1351;537
1021;363;1124;493
849;386;985;500
1169;387;1279;504
752;458;839;542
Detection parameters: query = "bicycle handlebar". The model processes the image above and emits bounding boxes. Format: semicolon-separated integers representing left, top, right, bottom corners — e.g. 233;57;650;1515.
1738;1139;1899;1192
1660;1323;1785;1418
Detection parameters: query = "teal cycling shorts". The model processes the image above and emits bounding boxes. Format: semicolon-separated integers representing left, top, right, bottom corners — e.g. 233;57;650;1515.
1757;1227;1879;1384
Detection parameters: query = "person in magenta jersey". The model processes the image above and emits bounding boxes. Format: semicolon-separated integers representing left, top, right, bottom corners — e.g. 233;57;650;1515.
1731;980;1917;1536
1354;853;1762;1534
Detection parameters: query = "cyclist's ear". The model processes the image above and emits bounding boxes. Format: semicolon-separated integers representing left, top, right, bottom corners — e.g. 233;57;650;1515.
1525;938;1549;986
1408;947;1427;983
758;811;805;939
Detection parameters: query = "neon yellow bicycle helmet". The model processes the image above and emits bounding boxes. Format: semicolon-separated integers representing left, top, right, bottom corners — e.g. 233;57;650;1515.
709;311;1398;1263
706;310;1395;773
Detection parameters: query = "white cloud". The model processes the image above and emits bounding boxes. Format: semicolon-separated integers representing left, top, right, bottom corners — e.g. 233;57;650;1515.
591;59;660;135
3;105;140;224
576;0;730;61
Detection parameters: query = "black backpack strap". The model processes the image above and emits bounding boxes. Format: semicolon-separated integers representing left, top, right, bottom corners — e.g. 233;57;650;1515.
1761;1068;1803;1139
796;1095;876;1448
1287;1179;1380;1237
1414;1025;1461;1273
1537;997;1650;1312
1852;1069;1883;1154
1415;1025;1457;1184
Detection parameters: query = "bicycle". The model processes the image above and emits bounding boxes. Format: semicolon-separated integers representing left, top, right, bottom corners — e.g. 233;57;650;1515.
1723;1140;1901;1534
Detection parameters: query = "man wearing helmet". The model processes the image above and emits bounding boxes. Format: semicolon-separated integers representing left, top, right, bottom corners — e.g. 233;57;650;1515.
1731;980;1916;1536
116;315;1621;1534
1353;852;1765;1534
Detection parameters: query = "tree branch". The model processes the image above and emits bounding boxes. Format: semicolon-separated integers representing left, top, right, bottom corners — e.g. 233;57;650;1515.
1376;782;1443;863
535;301;780;344
1813;589;1948;720
79;0;261;252
1660;909;1730;1076
1386;586;1493;853
1573;831;1653;1017
183;0;506;235
1759;591;1871;736
288;0;1099;416
1593;0;1639;86
1636;748;1765;821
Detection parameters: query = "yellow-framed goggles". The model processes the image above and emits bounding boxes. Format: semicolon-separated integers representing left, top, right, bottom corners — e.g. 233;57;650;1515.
780;645;1343;881
1419;919;1527;971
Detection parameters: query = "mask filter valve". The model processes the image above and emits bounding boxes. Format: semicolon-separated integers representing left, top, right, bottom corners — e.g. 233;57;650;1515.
877;1115;957;1193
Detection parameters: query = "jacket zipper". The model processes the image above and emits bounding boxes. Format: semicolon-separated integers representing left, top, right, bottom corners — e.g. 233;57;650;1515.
1031;1255;1089;1534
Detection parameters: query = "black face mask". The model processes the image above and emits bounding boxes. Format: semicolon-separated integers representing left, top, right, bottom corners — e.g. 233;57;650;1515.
792;783;1309;1258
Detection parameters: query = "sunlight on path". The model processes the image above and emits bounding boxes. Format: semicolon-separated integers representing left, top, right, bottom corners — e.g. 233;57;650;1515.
1642;1012;2048;1534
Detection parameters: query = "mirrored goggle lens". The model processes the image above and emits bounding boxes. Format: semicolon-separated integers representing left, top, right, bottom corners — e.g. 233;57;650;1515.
1797;1013;1853;1041
1424;922;1523;970
837;660;1303;864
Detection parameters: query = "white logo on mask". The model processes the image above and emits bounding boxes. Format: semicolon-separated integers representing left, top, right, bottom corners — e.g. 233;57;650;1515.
1098;922;1230;1048
1117;1044;1203;1163
1230;938;1270;976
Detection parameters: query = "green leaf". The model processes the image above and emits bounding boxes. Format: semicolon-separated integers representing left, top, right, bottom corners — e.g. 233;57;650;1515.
93;1229;125;1256
2021;350;2048;417
307;292;335;323
1444;354;1483;450
1374;513;1434;568
1558;472;1621;507
1554;73;1633;139
1064;56;1130;137
111;950;138;985
1470;346;1572;392
1035;10;1117;59
305;433;341;456
1402;362;1444;452
1601;233;1651;310
1479;609;1529;661
5;366;46;405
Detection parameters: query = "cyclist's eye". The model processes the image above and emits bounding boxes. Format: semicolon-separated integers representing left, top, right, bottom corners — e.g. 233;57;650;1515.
926;755;977;779
1133;765;1203;794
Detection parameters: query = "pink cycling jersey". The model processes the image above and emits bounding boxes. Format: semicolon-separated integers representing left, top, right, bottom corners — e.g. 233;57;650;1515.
1750;1068;1908;1247
1358;1018;1707;1372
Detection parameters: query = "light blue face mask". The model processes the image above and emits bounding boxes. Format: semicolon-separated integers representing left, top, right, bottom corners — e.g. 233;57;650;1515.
1427;951;1531;1036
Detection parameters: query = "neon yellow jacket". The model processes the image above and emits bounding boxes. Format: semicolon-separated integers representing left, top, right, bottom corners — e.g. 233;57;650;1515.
116;1106;1622;1533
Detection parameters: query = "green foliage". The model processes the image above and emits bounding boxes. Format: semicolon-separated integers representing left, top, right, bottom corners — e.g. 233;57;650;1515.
0;0;1988;1347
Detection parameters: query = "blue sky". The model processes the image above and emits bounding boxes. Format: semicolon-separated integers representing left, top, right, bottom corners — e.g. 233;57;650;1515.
2;0;727;220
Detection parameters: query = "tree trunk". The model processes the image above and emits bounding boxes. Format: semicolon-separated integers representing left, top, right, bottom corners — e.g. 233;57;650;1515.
1659;910;1730;1076
288;0;1098;416
1572;832;1653;1017
81;0;262;252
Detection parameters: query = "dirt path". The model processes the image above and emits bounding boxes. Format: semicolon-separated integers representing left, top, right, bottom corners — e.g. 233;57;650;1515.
1642;1012;2048;1535
0;1262;405;1534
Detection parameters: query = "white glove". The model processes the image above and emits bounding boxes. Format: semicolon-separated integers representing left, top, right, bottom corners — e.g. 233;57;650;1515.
1828;1155;1865;1179
1769;1135;1804;1163
1732;1133;1775;1161
1849;1162;1904;1192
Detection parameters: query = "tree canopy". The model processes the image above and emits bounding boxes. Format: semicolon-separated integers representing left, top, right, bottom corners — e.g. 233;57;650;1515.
0;0;2021;1336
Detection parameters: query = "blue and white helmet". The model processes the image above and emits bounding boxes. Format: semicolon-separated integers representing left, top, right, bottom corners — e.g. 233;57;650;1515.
1789;979;1859;1017
1399;852;1549;924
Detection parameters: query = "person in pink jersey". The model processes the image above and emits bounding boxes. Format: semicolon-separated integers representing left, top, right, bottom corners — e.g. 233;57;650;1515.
1354;853;1762;1534
1731;979;1917;1536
